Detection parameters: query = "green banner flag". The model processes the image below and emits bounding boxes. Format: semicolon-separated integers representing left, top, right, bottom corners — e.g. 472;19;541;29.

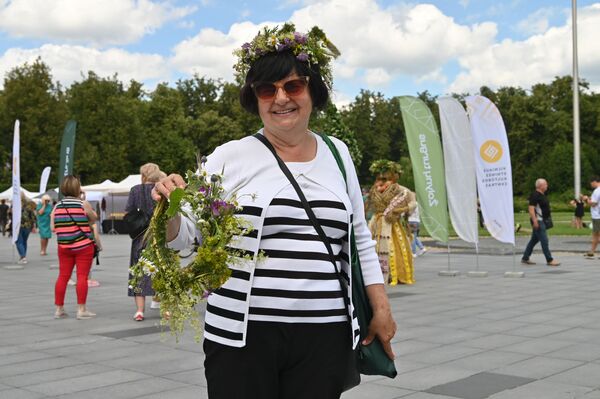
399;96;449;243
58;120;77;196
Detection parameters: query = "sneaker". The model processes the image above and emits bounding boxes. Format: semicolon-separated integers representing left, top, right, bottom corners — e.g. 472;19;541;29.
547;260;561;267
54;309;68;319
17;257;27;264
67;279;76;286
77;310;96;320
87;279;100;287
150;300;160;309
521;259;536;265
417;248;427;256
584;253;595;259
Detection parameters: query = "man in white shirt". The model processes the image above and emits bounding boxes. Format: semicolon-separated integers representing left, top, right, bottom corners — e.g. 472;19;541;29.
585;176;600;258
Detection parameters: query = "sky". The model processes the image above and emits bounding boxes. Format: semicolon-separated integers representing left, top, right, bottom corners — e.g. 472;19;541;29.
0;0;599;107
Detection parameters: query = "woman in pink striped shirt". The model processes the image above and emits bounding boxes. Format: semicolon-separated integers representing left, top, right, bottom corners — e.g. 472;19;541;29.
51;175;98;320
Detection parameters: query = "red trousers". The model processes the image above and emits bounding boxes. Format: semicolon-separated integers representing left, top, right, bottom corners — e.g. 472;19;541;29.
55;244;94;306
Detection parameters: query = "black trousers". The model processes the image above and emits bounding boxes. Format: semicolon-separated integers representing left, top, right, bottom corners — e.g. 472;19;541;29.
204;321;353;399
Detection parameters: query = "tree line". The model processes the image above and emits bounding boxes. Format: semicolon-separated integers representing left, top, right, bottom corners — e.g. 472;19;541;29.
1;59;598;199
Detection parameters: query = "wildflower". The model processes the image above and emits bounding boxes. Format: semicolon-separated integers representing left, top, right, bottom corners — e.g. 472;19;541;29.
296;52;309;62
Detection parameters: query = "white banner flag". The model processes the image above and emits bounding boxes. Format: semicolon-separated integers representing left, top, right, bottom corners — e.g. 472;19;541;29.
437;97;478;244
466;96;515;245
39;166;51;194
12;120;21;243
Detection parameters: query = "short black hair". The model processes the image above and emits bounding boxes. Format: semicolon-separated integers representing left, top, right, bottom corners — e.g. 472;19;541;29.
239;50;330;115
591;175;600;183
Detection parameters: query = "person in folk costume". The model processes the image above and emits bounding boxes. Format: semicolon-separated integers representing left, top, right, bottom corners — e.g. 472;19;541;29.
367;160;416;285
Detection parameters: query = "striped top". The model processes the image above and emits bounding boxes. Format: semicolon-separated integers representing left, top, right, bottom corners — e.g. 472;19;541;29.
169;133;383;348
248;165;349;324
53;198;94;250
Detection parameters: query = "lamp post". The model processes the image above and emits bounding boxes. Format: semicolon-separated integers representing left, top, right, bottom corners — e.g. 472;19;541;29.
573;0;581;198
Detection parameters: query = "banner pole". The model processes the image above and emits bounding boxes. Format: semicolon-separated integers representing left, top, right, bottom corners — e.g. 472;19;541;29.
475;242;480;271
447;242;451;271
505;244;524;278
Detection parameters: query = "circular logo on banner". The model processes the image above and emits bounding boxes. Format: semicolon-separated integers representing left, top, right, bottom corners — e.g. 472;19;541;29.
480;140;503;163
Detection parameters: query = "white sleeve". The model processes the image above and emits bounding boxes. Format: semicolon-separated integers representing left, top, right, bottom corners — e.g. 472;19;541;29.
333;138;383;286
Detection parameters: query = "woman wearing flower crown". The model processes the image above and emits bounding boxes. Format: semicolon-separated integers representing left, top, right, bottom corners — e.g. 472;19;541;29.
367;160;416;285
152;23;396;398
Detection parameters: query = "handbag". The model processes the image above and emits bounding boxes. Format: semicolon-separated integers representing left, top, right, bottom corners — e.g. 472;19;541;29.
543;216;554;229
254;133;397;388
318;133;398;378
124;186;151;239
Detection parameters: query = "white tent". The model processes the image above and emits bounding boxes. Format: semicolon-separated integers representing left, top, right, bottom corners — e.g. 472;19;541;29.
81;179;116;192
109;174;142;194
0;186;39;201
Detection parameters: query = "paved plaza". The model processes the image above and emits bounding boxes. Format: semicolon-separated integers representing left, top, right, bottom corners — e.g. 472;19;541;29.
1;233;600;398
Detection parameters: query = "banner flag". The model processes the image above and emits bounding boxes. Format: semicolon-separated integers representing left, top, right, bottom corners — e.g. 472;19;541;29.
437;97;478;245
12;120;21;243
58;120;77;197
399;96;449;243
39;166;51;195
466;95;515;244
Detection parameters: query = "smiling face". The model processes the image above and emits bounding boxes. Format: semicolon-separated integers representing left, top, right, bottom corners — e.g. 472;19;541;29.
257;72;313;137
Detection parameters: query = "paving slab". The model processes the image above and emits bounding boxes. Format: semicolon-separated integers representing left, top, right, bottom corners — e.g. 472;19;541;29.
2;234;600;398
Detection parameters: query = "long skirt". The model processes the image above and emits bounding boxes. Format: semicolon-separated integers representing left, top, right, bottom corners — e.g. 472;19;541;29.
369;214;414;285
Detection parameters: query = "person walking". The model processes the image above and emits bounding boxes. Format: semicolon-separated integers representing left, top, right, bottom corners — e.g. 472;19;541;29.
52;176;98;320
408;204;426;257
585;176;600;259
521;178;560;266
153;23;396;398
36;194;53;255
126;163;163;321
0;199;8;236
16;193;36;264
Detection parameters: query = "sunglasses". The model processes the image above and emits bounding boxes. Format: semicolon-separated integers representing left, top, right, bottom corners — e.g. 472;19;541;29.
251;76;310;100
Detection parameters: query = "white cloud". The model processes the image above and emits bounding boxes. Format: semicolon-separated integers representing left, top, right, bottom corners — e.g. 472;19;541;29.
0;44;168;88
0;0;195;46
170;22;271;82
364;68;391;87
449;4;600;93
169;0;497;89
515;7;559;36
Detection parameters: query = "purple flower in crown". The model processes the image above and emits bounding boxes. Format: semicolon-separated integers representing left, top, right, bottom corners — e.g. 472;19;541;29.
202;289;213;299
296;52;309;62
198;186;210;195
276;42;290;52
241;42;251;51
294;32;307;44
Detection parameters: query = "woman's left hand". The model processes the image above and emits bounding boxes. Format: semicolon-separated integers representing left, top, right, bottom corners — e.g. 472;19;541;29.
363;284;397;360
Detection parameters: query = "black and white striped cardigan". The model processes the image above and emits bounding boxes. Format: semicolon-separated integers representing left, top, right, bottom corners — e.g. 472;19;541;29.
169;131;383;348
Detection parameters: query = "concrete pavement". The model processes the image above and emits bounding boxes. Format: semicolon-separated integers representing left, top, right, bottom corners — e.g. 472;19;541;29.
1;232;600;398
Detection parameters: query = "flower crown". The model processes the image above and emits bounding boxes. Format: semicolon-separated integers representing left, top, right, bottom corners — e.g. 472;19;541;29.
369;160;403;178
233;23;340;88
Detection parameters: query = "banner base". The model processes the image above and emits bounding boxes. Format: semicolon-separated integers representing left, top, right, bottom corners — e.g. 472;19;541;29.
49;264;59;270
438;270;460;277
504;271;525;278
467;271;488;277
4;265;25;270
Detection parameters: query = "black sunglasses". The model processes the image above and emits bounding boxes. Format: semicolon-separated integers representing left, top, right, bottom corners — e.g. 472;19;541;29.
251;76;310;100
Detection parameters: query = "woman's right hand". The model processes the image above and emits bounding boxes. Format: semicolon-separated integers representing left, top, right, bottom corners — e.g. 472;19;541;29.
152;174;187;201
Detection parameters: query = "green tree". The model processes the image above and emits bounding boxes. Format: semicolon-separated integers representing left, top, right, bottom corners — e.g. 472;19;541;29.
0;58;68;186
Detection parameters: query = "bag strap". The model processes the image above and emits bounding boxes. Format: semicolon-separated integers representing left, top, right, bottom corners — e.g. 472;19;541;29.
61;201;98;252
253;133;351;317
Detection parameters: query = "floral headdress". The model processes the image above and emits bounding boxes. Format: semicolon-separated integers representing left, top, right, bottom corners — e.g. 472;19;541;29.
369;159;403;178
233;23;340;88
